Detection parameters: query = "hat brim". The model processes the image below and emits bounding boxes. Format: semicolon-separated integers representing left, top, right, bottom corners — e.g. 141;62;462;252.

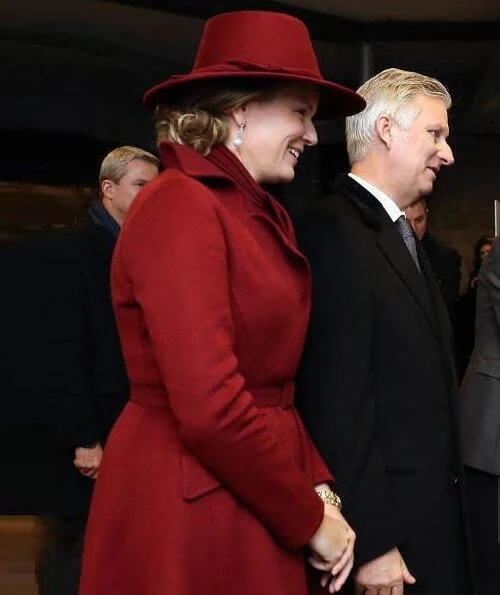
143;70;365;118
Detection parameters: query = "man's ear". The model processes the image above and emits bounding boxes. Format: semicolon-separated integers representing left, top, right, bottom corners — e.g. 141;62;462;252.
375;115;392;149
101;179;114;200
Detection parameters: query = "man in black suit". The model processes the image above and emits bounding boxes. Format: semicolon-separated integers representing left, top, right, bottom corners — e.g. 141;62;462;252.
37;146;159;595
405;198;461;309
296;69;473;594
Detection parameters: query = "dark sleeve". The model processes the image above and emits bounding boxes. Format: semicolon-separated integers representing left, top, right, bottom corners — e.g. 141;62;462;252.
481;238;500;326
296;211;401;566
55;232;100;448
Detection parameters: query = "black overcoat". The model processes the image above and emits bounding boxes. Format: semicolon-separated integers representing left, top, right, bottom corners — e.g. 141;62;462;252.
296;175;473;595
53;216;129;516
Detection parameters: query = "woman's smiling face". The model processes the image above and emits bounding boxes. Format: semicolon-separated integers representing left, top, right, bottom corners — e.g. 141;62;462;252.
228;83;319;184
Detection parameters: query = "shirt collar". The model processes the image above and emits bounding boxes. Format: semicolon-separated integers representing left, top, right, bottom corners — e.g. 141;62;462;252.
87;200;121;238
348;173;404;223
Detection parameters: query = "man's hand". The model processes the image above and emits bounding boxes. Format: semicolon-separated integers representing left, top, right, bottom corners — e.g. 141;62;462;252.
355;547;416;595
74;443;103;480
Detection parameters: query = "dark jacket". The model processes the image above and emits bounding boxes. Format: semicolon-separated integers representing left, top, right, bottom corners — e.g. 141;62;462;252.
59;215;129;448
1;215;129;515
459;237;500;475
296;175;472;594
53;214;129;516
421;231;461;309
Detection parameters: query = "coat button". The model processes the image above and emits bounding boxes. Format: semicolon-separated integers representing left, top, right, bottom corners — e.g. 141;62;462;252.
449;474;458;486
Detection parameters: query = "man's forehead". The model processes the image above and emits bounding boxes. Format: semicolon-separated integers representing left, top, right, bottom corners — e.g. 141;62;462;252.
414;95;449;119
407;202;427;217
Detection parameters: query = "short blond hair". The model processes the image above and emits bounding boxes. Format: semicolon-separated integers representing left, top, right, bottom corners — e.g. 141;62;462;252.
346;68;452;165
154;81;279;156
98;146;159;192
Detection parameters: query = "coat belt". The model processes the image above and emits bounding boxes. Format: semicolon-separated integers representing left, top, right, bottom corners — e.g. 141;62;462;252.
130;381;295;409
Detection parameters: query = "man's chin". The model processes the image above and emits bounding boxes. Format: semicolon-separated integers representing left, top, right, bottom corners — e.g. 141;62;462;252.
419;183;434;197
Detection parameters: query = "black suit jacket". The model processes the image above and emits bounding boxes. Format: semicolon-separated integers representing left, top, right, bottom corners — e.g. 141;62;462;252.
296;175;470;593
421;232;461;309
59;216;129;448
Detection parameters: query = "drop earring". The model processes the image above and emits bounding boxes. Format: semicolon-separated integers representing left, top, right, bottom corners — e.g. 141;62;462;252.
233;123;245;147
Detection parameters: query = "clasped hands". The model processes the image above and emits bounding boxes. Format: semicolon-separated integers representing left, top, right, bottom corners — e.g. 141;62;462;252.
308;508;416;594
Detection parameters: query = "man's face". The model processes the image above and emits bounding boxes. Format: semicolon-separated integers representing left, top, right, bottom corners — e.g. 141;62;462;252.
103;159;159;225
405;201;428;241
389;95;454;209
480;243;493;261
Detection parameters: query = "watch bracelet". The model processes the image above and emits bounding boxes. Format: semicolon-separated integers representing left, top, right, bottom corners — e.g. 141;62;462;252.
315;487;342;511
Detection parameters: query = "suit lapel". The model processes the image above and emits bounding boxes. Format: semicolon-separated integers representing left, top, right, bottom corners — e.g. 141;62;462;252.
335;175;441;341
376;224;440;340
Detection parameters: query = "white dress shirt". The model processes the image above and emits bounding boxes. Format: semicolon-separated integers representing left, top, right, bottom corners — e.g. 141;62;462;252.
348;173;404;223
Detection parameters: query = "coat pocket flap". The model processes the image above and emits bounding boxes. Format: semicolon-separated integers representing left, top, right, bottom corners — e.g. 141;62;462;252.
382;440;420;472
181;451;221;501
477;357;500;379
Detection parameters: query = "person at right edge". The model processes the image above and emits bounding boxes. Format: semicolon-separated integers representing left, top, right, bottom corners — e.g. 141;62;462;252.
296;68;475;594
79;10;365;595
459;236;500;595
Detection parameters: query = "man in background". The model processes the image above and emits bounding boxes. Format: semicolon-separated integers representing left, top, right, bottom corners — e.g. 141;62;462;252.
37;145;159;595
405;198;461;309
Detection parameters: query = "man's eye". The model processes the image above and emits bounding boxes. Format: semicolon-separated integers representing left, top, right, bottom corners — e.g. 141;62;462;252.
428;129;439;141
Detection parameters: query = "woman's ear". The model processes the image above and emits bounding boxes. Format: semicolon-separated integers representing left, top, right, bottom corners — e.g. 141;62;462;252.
375;115;393;149
229;104;247;129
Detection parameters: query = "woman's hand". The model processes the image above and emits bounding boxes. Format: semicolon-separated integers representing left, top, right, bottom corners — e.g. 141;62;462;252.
308;503;355;593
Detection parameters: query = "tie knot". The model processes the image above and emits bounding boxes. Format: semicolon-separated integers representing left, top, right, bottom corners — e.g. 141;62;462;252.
396;215;413;239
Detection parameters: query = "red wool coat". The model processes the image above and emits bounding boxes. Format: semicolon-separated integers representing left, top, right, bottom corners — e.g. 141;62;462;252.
80;144;332;595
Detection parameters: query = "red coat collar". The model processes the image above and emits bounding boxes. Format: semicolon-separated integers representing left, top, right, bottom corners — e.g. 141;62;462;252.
159;142;231;181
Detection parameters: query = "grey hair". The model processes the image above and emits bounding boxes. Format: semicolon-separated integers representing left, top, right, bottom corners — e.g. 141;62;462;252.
346;68;452;165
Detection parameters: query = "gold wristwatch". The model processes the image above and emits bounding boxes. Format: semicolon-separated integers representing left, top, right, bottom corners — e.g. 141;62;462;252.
315;488;342;511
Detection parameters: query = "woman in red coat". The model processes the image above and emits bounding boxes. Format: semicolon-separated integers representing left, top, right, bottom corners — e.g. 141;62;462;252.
80;10;364;595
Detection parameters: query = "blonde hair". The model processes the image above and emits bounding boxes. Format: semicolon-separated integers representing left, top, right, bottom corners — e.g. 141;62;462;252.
346;68;452;165
99;146;159;191
154;82;278;156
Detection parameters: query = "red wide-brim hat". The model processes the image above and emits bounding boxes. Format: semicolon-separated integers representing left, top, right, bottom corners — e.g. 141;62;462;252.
143;10;365;118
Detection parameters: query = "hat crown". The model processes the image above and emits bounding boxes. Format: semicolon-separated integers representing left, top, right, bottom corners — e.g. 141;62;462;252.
143;10;365;117
193;11;321;77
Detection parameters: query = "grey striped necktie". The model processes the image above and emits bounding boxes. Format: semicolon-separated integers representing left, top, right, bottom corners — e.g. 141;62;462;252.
395;215;421;273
